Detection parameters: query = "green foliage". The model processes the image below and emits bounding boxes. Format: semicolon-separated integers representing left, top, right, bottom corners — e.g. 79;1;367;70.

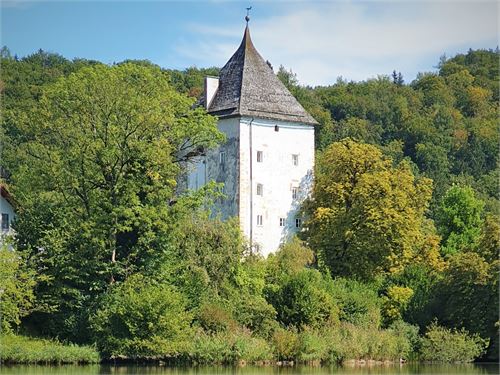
381;286;414;326
0;246;36;333
419;322;488;362
0;334;99;364
435;252;498;360
196;301;237;334
330;278;381;328
270;269;338;328
436;185;484;255
189;329;273;364
271;327;299;361
303;139;433;280
90;274;192;358
4;62;222;340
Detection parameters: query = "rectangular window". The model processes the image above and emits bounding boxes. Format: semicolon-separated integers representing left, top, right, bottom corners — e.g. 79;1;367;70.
279;217;286;227
256;183;263;196
219;151;226;167
292;154;299;166
295;218;302;228
1;213;9;231
292;187;298;200
257;151;263;162
257;215;263;226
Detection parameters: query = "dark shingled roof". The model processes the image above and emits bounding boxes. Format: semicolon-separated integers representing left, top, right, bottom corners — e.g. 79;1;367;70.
206;26;318;125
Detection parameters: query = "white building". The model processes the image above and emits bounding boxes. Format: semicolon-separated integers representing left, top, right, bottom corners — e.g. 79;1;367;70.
0;184;16;246
187;23;317;256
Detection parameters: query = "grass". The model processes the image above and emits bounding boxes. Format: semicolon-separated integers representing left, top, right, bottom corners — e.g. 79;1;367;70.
0;334;100;364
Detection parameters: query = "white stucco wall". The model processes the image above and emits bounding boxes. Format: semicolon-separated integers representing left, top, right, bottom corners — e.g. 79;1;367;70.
0;194;15;246
186;115;315;257
239;117;314;256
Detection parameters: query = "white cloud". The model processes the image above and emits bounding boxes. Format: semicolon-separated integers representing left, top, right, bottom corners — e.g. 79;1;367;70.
177;1;498;85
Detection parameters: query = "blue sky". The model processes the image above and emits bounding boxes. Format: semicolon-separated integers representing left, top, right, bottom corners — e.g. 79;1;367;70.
1;0;498;86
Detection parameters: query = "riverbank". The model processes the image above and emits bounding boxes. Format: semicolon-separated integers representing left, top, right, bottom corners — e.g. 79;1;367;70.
0;335;100;364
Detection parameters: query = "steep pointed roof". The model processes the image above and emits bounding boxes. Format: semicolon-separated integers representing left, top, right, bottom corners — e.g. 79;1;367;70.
207;26;318;125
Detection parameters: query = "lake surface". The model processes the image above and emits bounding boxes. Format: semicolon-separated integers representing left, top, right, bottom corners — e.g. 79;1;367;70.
0;364;498;375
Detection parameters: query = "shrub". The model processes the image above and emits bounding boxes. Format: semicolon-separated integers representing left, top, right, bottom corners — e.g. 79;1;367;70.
196;301;237;334
271;327;299;360
419;322;488;362
296;327;329;362
270;269;339;328
0;245;36;333
90;274;192;358
190;329;273;363
231;293;278;338
0;335;99;364
330;278;381;328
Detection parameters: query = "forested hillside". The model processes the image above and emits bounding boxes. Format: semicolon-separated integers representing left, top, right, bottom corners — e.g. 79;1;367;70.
0;46;498;364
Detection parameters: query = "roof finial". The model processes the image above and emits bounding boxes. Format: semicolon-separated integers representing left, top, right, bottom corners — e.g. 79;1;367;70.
245;6;252;23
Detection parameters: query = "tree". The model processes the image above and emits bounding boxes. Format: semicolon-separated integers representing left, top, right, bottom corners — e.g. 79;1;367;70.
0;245;36;333
90;274;192;358
435;252;498;360
436;185;484;255
6;63;223;340
302;139;433;280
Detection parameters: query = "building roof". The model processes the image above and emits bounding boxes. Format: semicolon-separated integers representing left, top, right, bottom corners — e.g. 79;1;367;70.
205;25;318;126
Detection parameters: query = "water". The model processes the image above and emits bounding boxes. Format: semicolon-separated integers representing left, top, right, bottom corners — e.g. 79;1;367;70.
0;364;498;375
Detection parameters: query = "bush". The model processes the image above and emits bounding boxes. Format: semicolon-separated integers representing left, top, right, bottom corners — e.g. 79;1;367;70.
90;274;192;358
190;329;273;363
196;301;237;334
271;328;299;360
0;245;36;333
330;277;381;327
296;327;329;362
419;322;488;362
0;335;99;364
270;269;339;328
321;322;413;362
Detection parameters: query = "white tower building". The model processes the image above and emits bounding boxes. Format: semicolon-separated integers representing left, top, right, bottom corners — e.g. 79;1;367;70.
187;24;317;256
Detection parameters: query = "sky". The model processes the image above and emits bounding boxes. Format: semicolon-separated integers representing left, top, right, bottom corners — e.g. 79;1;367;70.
1;0;498;86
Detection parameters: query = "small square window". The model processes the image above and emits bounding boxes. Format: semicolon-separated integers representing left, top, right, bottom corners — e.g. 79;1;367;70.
257;151;263;162
292;154;299;166
295;218;302;228
256;183;263;196
292;187;299;200
279;217;286;227
257;215;263;226
1;213;9;231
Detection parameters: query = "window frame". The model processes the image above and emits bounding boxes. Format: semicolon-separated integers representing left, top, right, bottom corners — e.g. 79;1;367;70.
256;183;263;196
257;150;263;163
257;215;263;226
1;213;9;231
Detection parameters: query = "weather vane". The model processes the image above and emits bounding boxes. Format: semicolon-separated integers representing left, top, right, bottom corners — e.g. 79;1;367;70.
245;6;252;23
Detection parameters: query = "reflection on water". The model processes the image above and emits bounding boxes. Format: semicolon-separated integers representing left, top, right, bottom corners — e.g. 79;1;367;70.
0;364;498;375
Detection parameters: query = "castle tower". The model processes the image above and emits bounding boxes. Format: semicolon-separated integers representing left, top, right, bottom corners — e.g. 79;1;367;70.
187;24;317;256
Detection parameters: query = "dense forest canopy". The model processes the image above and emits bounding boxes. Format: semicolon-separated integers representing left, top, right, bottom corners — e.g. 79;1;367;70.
0;46;498;364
